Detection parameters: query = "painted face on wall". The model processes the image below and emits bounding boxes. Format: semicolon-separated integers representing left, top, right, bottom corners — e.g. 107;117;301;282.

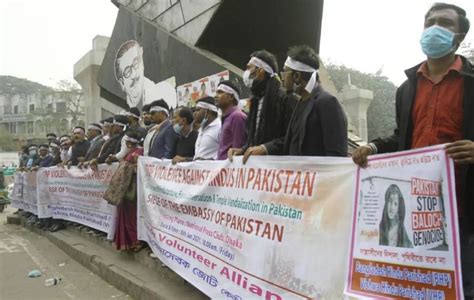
118;45;145;107
387;193;399;220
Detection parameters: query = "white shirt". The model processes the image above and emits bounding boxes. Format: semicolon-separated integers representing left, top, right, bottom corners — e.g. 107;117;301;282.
194;118;221;160
115;135;129;160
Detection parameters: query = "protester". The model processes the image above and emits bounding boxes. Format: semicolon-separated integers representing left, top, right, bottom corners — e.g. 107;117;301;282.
46;133;57;144
192;97;221;160
113;130;144;251
171;107;198;164
258;45;348;156
67;126;90;166
93;115;128;165
48;140;62;167
147;99;177;159
228;50;297;162
125;107;147;137
25;145;38;169
82;123;105;162
352;3;473;296
215;80;247;160
32;144;53;168
59;135;72;163
141;104;153;128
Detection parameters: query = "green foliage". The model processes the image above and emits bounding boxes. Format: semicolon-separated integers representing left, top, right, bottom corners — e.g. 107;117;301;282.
325;64;398;141
0;76;53;95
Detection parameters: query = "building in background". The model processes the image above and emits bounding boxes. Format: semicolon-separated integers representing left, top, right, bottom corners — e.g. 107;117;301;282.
0;76;84;151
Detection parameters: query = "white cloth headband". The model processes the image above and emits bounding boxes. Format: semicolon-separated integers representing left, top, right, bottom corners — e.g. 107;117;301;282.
217;84;240;101
124;136;140;143
284;56;319;93
125;111;139;119
39;145;48;150
49;143;60;149
149;106;169;115
88;124;102;131
249;57;275;77
196;101;218;112
113;120;127;127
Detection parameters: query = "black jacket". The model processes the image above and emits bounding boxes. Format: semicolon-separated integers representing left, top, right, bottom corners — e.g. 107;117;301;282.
246;82;297;149
266;85;348;156
70;140;90;165
96;134;122;164
372;56;474;232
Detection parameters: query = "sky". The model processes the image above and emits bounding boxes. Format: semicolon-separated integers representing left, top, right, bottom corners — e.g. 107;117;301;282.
0;0;473;88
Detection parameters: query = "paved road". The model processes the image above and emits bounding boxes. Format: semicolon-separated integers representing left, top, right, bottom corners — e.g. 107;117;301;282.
0;205;132;300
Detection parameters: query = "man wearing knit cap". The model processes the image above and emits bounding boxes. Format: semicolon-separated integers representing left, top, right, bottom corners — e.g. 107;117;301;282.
215;80;247;160
147;99;178;159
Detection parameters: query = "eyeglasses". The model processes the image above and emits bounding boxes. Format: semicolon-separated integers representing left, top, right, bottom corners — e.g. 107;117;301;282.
121;56;141;79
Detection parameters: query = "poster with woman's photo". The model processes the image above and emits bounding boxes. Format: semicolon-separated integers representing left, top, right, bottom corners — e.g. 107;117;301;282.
345;145;464;299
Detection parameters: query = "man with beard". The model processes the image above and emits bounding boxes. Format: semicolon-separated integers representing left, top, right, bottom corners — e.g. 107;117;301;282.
67;126;90;166
228;50;297;163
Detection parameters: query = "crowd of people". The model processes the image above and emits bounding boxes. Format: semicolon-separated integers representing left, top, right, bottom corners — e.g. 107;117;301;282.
13;3;474;296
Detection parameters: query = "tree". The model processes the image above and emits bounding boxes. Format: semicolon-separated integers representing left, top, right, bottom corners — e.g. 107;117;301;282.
55;80;85;127
325;63;398;141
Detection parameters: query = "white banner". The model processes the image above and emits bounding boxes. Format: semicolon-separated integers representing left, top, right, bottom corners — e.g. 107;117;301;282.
23;171;38;215
345;146;464;299
36;164;118;238
10;172;24;210
138;156;356;299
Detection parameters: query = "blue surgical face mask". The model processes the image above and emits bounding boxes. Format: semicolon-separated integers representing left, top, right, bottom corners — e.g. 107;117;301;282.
420;25;457;59
173;123;183;134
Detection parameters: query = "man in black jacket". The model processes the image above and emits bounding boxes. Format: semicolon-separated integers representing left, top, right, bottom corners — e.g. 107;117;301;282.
352;3;473;296
248;45;347;157
67;126;90;166
228;50;297;162
91;115;128;166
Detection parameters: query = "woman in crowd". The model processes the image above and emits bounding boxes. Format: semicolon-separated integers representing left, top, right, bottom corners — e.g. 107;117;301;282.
114;130;144;251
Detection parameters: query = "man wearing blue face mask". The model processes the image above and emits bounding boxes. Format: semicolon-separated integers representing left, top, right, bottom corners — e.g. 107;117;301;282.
352;3;473;296
171;107;198;164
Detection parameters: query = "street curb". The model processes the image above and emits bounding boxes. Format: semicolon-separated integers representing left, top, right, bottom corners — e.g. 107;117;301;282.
10;215;208;300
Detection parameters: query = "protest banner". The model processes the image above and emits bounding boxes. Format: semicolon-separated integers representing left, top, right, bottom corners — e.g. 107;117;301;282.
37;164;118;238
345;145;464;299
22;171;38;215
10;172;24;210
138;156;356;299
176;70;230;107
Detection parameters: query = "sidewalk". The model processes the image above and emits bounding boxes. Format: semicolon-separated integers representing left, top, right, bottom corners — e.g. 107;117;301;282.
7;214;208;300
